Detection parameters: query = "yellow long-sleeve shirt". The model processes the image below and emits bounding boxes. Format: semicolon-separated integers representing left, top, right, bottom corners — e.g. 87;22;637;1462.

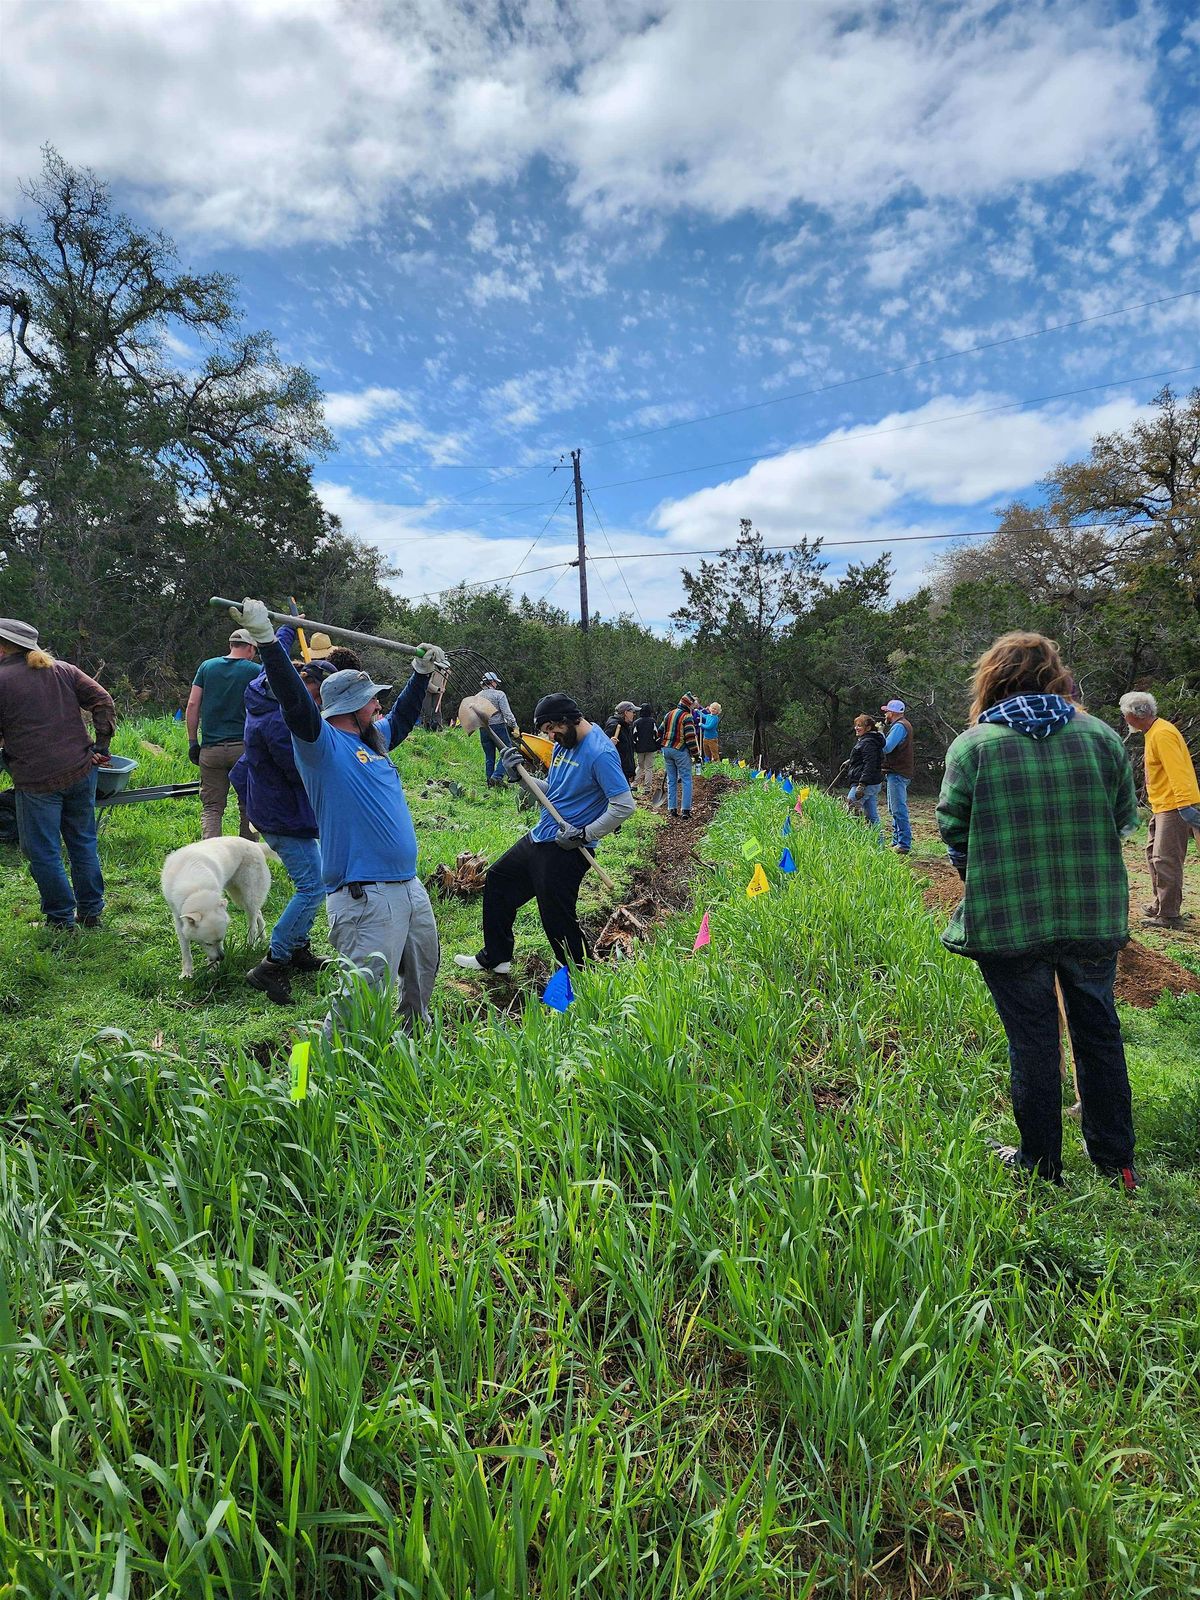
1144;717;1200;813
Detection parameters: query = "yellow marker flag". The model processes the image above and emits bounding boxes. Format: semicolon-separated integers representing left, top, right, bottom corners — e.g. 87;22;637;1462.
799;787;811;802
746;863;770;898
289;1039;311;1102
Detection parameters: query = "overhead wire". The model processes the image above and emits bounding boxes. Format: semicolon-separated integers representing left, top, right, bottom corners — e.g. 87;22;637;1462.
397;516;1150;602
584;485;646;629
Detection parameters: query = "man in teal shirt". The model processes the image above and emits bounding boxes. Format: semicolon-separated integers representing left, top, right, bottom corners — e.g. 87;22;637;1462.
186;626;262;838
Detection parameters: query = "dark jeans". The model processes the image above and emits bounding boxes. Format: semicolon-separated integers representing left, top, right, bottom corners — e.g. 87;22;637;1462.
480;834;591;968
976;951;1134;1181
15;769;105;926
480;724;514;781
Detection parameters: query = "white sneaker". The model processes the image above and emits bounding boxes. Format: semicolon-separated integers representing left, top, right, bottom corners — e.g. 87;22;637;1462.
453;954;512;975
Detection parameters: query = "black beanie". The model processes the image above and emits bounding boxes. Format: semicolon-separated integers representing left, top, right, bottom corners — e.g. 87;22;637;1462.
533;692;582;726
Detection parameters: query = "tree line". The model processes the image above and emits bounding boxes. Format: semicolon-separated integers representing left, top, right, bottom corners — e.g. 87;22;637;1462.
4;150;1195;783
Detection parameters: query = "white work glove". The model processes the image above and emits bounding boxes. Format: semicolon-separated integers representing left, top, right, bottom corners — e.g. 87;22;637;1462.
228;597;276;645
412;643;450;676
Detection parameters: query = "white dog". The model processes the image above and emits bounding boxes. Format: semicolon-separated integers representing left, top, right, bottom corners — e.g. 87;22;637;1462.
160;837;273;977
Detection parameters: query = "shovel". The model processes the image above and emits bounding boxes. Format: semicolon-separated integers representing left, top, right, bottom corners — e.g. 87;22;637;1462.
457;693;616;890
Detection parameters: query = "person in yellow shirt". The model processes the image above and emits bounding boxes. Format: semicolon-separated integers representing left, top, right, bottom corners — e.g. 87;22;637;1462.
1120;691;1200;928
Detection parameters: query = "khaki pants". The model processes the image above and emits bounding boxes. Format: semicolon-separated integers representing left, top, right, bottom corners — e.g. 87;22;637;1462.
634;750;658;794
199;742;254;840
1146;808;1189;919
702;738;719;762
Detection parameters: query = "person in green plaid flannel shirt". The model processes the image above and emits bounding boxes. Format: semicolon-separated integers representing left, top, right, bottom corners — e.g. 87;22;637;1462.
937;632;1140;1191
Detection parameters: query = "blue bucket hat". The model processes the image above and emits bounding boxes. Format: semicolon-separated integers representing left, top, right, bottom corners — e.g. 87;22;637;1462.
321;668;391;718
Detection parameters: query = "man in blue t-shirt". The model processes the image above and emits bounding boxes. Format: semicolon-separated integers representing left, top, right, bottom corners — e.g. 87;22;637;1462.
228;598;448;1033
455;692;635;975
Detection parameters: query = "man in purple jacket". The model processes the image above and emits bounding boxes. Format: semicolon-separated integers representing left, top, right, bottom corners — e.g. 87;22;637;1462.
231;649;336;1003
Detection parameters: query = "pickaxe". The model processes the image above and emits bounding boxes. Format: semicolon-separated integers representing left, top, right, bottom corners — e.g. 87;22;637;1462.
456;693;616;890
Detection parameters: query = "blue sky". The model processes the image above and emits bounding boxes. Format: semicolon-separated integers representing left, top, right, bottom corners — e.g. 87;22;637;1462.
5;0;1198;628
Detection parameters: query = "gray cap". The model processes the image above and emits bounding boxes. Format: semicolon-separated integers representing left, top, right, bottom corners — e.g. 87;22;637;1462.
321;668;391;718
482;671;501;686
229;628;257;647
0;618;38;650
615;700;637;712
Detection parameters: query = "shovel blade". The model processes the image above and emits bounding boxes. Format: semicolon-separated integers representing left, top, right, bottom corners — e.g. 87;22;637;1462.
457;693;496;734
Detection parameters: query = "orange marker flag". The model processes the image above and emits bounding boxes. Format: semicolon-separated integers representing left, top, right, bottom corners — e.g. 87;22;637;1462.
693;911;711;950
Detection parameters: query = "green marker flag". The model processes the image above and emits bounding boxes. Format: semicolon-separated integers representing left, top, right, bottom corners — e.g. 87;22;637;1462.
740;836;762;860
289;1039;311;1102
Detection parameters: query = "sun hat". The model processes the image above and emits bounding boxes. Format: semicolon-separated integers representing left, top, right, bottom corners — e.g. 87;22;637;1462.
229;628;257;647
0;618;38;650
321;668;392;718
881;699;906;714
306;633;334;659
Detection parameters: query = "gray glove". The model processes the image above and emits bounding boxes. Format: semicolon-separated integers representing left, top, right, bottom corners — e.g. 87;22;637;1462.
412;643;449;676
499;743;525;777
555;823;587;850
228;597;276;645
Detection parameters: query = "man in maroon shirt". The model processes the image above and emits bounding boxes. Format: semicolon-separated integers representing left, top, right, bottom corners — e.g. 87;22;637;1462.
0;618;115;929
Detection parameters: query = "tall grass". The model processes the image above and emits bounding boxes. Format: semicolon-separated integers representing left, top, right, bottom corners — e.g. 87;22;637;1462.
2;780;1198;1596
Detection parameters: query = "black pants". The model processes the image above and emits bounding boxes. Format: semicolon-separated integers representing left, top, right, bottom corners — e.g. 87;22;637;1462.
480;834;591;968
976;951;1134;1182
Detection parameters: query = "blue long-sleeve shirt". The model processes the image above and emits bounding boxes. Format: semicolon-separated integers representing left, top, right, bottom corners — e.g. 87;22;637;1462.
258;640;426;892
882;722;909;756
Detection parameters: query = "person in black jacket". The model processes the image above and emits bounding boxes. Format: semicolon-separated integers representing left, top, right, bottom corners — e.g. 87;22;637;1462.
846;714;885;833
630;703;661;797
604;701;638;784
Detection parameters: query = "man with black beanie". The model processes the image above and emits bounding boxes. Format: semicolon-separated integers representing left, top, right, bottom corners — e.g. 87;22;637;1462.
455;692;634;973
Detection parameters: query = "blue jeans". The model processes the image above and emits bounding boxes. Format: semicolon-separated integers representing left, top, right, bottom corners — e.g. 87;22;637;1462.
850;782;882;830
260;832;325;961
976;952;1134;1182
15;769;104;926
663;746;692;812
480;725;514;780
886;774;911;849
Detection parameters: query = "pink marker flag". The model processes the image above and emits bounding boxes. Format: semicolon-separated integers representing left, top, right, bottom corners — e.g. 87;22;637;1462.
692;911;711;950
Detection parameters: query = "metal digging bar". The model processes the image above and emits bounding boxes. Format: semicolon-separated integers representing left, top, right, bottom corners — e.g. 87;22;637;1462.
457;693;616;891
208;597;435;661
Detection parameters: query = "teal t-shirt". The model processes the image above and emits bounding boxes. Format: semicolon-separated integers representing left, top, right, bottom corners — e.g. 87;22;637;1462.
193;656;260;742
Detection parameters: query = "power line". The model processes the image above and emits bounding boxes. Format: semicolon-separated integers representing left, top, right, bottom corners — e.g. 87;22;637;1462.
508;484;573;582
586;362;1200;495
396;517;1149;602
583;287;1200;451
585;485;646;629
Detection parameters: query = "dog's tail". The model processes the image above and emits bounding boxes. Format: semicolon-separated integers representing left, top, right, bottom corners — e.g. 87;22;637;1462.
256;838;282;864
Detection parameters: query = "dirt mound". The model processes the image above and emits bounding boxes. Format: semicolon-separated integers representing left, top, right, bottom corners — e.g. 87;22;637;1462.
912;856;1200;1009
1113;939;1200;1008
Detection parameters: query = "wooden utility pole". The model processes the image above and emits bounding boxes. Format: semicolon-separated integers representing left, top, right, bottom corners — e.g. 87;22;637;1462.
571;447;589;633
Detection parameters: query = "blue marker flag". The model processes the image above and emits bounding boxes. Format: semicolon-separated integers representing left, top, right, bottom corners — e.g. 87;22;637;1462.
782;815;792;836
751;768;761;778
542;966;575;1012
781;778;794;794
779;848;796;873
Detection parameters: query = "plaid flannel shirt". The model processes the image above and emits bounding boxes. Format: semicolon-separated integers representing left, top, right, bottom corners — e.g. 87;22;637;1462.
936;713;1137;958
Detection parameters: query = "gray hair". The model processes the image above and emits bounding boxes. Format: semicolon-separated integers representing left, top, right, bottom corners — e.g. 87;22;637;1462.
1119;691;1157;721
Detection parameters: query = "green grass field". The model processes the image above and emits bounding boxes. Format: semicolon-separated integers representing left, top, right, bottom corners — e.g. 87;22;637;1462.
2;750;1199;1596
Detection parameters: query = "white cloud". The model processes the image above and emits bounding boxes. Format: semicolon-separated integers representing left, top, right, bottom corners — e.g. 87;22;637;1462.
650;393;1148;552
322;386;407;431
321;387;465;463
0;0;1157;245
